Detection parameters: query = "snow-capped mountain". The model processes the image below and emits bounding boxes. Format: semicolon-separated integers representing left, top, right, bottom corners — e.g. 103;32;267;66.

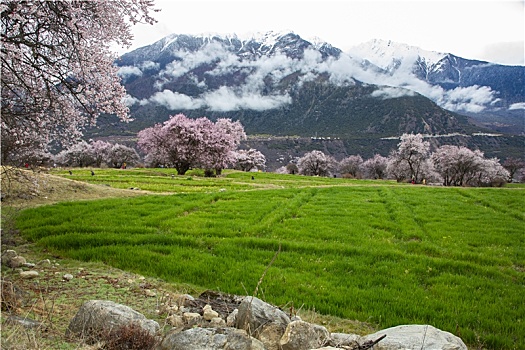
349;39;446;73
349;39;524;107
111;31;524;143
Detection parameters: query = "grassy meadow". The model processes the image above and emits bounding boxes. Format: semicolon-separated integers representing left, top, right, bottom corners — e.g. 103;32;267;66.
15;169;525;349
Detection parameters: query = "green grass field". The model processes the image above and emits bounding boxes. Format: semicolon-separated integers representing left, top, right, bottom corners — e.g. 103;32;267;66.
16;169;525;348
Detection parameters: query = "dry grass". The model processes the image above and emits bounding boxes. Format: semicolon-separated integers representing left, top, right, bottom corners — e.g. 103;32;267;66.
1;166;147;208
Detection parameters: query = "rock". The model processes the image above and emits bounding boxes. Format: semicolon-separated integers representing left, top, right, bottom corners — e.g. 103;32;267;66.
361;324;467;350
166;304;179;315
157;327;265;350
9;256;27;268
63;274;74;281
203;304;220;321
183;312;203;326
279;320;331;350
66;300;159;339
22;262;36;268
235;296;290;337
177;293;195;306
1;250;18;265
166;314;184;327
258;323;285;350
210;317;227;327
20;270;39;279
329;332;361;347
227;309;238;326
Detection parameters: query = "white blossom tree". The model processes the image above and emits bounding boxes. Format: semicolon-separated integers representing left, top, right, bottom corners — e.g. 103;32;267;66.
106;144;141;168
339;155;363;178
1;0;157;164
234;149;266;172
362;154;388;179
297;150;337;177
431;145;509;186
502;157;525;182
89;140;113;167
54;141;95;168
388;133;431;183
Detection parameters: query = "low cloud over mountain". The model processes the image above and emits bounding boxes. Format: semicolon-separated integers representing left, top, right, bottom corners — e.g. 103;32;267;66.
115;32;524;135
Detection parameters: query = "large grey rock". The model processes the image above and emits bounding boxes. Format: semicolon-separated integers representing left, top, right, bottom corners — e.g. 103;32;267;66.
66;300;159;339
280;320;330;350
329;332;361;347
235;296;290;349
235;296;290;336
157;327;266;350
361;325;467;350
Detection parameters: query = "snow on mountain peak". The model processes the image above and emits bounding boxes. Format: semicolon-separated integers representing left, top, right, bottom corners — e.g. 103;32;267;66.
349;39;446;71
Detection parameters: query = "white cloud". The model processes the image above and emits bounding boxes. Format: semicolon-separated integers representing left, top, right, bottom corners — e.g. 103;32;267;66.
141;40;504;114
203;86;292;111
148;90;203;110
439;85;499;113
142;86;291;112
122;94;139;106
509;102;525;110
140;61;160;71
371;87;417;100
161;42;236;78
117;66;142;78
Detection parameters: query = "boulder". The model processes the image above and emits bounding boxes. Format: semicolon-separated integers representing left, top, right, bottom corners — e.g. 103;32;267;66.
235;296;290;349
329;332;361;347
235;296;290;336
361;324;467;350
157;327;265;350
279;320;330;350
66;300;159;340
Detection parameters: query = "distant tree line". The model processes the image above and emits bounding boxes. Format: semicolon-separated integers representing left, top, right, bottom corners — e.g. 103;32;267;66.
277;133;523;186
8;111;523;186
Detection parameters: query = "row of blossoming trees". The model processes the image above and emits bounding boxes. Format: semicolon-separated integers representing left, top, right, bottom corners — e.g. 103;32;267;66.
284;134;522;186
32;118;523;186
53;114;267;176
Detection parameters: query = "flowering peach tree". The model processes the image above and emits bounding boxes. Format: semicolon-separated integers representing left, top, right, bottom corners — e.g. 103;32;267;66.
1;0;157;164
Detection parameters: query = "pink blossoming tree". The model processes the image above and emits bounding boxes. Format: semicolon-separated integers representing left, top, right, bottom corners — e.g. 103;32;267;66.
137;114;246;176
1;0;157;164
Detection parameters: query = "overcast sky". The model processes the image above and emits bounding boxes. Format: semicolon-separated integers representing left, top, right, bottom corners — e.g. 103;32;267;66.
122;0;524;66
